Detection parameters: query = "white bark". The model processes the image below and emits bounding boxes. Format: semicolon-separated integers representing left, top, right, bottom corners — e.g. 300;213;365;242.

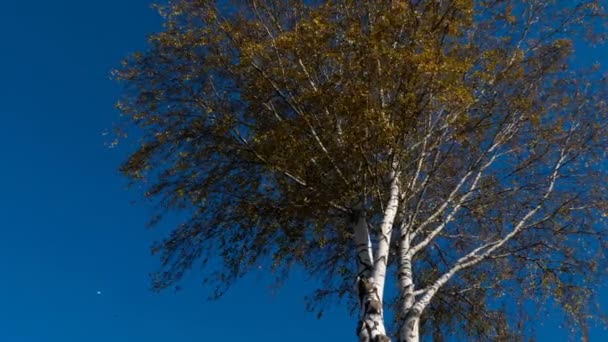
357;276;390;342
394;115;531;341
397;149;566;342
401;313;421;342
354;209;389;342
354;210;374;278
395;148;500;341
408;141;505;255
372;173;401;300
398;225;418;342
356;170;400;342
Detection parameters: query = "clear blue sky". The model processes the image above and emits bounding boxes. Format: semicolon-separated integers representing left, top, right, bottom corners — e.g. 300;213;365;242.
0;1;605;341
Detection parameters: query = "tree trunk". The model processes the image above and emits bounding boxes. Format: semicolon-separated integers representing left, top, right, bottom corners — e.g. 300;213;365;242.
354;171;400;342
398;232;419;342
399;312;421;342
357;277;390;342
353;211;390;342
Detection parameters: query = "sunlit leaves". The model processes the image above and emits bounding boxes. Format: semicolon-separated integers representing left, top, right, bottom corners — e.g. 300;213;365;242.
116;0;608;340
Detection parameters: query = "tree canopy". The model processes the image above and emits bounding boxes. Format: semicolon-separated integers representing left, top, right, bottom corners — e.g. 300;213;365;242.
116;1;608;340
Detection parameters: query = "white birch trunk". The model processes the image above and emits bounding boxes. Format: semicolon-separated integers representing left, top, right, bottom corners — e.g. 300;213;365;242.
353;210;390;342
401;314;421;342
357;276;390;342
398;228;419;342
354;210;374;278
372;174;400;300
355;171;400;342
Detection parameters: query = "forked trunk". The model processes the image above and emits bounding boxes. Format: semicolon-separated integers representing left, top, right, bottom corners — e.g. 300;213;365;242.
354;172;400;342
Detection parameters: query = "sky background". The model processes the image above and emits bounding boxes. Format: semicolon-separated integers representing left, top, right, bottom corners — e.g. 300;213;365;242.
0;1;606;341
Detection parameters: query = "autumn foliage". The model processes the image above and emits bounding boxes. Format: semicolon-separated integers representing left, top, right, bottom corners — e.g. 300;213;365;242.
116;1;608;340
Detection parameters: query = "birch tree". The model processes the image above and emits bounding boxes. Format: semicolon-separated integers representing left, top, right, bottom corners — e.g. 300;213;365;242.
116;0;608;340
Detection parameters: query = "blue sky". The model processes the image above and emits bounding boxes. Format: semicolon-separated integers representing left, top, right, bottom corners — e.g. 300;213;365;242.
0;1;605;341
